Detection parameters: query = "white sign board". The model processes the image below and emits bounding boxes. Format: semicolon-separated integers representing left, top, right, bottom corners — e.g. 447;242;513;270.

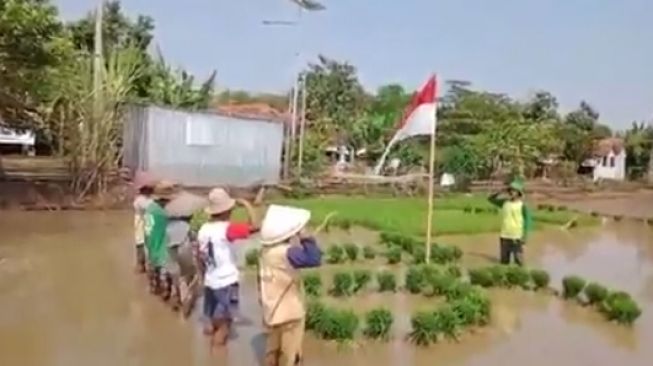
0;127;35;145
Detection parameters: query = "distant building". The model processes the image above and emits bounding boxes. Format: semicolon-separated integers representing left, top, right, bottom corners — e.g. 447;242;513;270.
122;105;284;187
584;137;627;181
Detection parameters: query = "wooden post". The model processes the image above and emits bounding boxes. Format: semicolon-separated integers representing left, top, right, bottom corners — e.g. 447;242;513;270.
424;75;438;264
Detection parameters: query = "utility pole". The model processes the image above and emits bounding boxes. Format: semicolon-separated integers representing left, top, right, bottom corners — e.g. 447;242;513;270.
93;1;104;110
297;73;307;177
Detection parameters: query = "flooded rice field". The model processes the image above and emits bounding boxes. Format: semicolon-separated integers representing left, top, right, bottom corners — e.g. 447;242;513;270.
1;210;652;365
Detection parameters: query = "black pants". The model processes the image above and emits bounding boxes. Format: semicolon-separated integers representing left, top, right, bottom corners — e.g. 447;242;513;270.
499;238;524;266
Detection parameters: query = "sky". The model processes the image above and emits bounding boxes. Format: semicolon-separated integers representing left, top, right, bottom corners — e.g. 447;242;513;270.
54;0;653;129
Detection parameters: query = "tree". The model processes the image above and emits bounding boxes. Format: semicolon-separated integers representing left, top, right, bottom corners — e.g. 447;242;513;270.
522;91;559;122
0;0;70;128
67;1;154;53
624;122;653;179
304;55;367;145
146;51;216;109
565;101;599;132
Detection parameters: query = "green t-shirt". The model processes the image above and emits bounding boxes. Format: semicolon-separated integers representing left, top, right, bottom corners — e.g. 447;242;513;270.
144;201;168;267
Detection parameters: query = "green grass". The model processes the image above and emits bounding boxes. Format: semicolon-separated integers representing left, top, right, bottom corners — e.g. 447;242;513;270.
191;195;596;237
270;196;595;237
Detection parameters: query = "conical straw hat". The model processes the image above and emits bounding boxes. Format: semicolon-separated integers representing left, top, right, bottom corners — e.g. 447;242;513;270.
165;191;209;217
260;205;311;246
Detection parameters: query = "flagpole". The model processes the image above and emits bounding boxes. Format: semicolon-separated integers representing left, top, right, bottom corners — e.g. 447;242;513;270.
424;74;437;264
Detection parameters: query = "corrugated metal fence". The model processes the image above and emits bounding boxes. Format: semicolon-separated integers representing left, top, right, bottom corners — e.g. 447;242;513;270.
123;105;284;187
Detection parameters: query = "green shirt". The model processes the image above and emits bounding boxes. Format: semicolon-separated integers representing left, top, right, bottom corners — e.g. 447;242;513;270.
144;201;168;267
488;195;533;242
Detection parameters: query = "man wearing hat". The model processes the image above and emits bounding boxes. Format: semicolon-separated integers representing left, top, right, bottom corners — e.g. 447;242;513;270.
488;179;533;266
132;171;157;274
196;188;259;349
144;181;178;295
258;205;323;366
164;190;208;312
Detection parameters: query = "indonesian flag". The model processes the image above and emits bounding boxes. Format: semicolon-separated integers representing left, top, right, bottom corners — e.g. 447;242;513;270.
373;75;438;174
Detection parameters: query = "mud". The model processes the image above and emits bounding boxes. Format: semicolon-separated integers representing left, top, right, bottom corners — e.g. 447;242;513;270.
1;211;652;366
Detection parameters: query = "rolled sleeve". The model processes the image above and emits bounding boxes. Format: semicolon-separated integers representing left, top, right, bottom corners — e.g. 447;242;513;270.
286;237;322;269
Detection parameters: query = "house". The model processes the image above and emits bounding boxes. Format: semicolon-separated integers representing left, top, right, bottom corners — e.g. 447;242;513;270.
586;137;627;181
122;104;284;187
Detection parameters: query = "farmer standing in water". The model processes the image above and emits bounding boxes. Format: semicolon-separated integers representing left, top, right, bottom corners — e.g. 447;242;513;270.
258;205;323;366
488;179;533;265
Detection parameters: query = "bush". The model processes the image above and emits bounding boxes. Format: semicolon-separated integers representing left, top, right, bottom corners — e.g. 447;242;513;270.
562;275;587;299
451;288;491;326
584;282;609;305
430;245;462;264
412;246;426;264
530;269;550;290
245;248;260;267
317;308;360;342
363;308;394;341
303;273;322;297
331;272;354;297
386;246;402;265
600;292;641;325
505;265;531;289
353;269;372;293
405;266;426;294
409;311;439;346
363;245;376;260
326;245;345;264
488;265;509;287
343;243;359;261
469;268;494;288
377;271;397;292
423;273;457;298
434;305;462;341
305;301;327;331
446;265;462;278
443;281;474;301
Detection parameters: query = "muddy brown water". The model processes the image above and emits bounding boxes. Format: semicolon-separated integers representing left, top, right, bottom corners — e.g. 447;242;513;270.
1;211;652;366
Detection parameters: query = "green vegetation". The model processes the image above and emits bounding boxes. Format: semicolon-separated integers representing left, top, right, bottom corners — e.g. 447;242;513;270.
377;271;397;292
303;273;322;298
306;301;327;331
530;269;551;290
314;307;360;342
343;243;360;261
331;272;354;297
600;292;642;326
584;282;609;305
276;197;595;237
353;270;372;293
244;248;259;267
326;245;345;264
505;265;531;289
363;245;376;260
409;311;440;346
405;266;426;294
469;268;494;288
562;276;587;299
385;247;403;265
363;308;394;341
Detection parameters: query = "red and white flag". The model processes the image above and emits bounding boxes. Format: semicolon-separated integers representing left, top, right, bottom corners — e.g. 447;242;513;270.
374;75;438;174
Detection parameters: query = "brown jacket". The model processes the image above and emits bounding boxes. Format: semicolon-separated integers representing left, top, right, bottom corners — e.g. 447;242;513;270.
258;243;305;326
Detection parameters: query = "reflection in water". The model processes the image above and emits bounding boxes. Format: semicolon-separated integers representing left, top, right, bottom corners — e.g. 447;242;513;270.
0;211;652;365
